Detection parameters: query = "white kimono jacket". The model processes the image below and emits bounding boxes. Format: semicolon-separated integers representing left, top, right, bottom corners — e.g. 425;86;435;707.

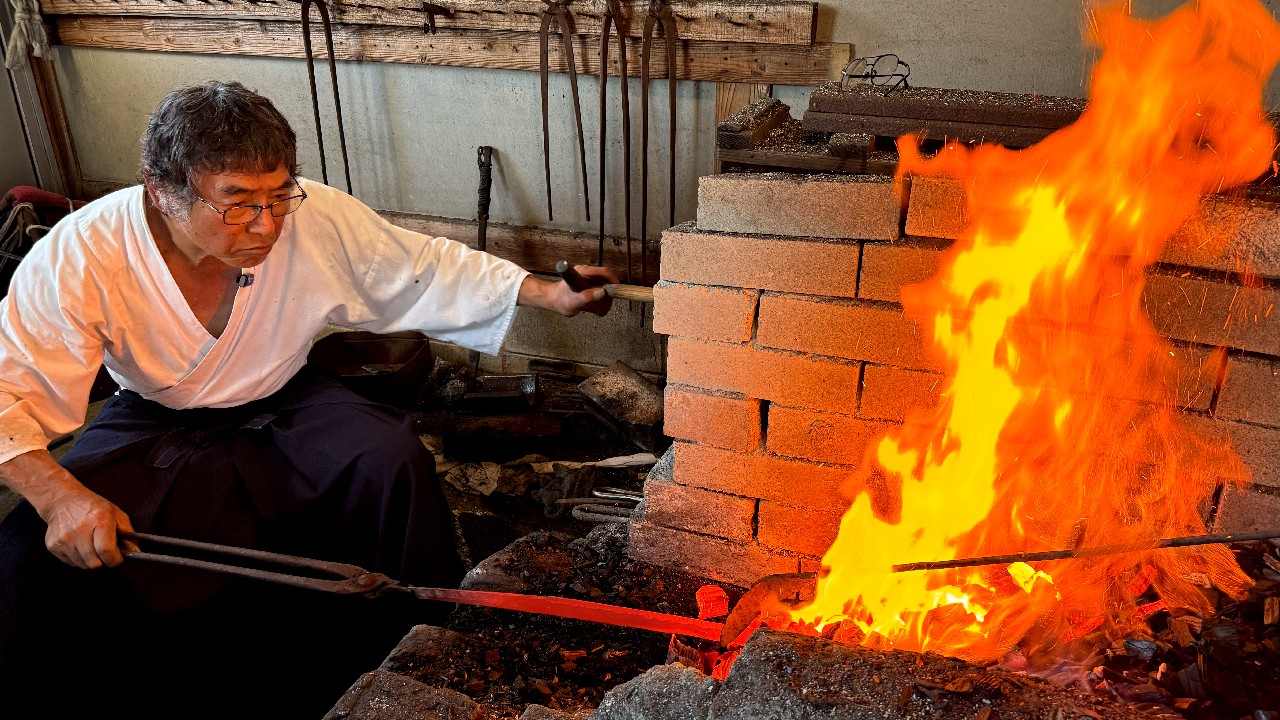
0;178;529;464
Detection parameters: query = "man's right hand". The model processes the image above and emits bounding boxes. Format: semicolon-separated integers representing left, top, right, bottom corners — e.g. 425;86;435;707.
0;449;134;569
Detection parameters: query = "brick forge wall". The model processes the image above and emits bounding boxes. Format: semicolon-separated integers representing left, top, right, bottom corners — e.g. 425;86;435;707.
627;171;1280;591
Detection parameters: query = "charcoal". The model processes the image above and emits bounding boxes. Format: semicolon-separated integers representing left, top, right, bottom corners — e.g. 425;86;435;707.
1125;639;1159;661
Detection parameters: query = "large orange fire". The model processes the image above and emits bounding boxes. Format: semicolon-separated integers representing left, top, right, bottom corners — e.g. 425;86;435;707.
786;0;1280;665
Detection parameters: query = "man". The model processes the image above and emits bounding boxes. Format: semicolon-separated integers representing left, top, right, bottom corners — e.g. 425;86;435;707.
0;80;618;717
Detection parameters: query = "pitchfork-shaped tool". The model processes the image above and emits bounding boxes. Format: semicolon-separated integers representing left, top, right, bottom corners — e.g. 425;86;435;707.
120;531;723;642
640;0;677;284
301;0;352;193
598;0;633;279
540;0;592;223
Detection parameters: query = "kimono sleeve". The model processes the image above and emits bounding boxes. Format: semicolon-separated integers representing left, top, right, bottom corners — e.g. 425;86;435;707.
0;235;107;464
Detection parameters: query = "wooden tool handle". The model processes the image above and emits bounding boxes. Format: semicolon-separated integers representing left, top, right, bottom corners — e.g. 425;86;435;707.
555;260;655;303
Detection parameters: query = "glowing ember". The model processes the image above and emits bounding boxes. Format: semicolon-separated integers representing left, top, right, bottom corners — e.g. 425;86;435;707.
787;0;1280;665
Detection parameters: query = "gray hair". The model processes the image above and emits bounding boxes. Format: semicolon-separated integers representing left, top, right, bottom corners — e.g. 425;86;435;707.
139;81;298;218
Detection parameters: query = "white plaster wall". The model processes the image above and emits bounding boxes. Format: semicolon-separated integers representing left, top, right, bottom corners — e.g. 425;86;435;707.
50;46;714;239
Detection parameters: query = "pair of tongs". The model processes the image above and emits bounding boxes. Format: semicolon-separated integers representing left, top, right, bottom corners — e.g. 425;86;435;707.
121;531;401;597
119;531;725;642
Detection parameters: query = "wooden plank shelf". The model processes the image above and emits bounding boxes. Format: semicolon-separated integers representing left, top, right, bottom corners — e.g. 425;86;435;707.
51;15;849;84
716;146;896;175
41;0;818;45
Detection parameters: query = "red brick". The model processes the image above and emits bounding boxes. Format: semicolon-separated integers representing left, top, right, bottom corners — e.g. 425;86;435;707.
904;174;967;240
667;338;861;414
642;473;756;542
758;502;844;558
627;521;799;589
859;240;948;303
1184;416;1280;488
1163;195;1280;279
1218;355;1280;427
660;225;861;298
664;386;762;451
652;282;758;343
697;173;901;241
672;442;855;514
766;405;890;466
860;365;943;423
1142;272;1280;355
997;326;1220;412
1212;484;1280;533
757;294;941;371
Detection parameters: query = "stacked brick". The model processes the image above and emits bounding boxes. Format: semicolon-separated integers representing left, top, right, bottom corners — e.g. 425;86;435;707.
629;170;1280;590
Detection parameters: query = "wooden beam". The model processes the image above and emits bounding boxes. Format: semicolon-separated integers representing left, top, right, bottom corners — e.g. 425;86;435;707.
41;0;818;45
717;147;897;175
27;56;84;199
376;210;659;282
52;16;849;84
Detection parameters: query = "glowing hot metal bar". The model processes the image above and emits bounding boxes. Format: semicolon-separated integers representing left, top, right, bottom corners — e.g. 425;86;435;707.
120;531;724;642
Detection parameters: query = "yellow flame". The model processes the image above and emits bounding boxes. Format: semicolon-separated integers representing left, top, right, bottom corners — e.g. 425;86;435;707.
788;0;1278;664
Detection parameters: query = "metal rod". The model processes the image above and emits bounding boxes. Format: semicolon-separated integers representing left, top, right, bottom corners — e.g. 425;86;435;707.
890;529;1280;573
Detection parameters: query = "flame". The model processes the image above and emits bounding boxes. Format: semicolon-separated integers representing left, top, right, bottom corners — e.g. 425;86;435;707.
789;0;1280;664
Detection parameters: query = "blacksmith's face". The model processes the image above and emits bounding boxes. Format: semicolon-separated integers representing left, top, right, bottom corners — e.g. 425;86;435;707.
182;164;298;268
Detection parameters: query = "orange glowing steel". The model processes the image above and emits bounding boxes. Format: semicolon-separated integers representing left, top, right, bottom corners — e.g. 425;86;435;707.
788;0;1280;664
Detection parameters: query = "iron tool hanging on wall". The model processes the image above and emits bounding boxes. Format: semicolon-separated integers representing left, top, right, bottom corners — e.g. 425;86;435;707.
539;0;591;223
597;0;633;281
301;0;353;193
640;0;677;284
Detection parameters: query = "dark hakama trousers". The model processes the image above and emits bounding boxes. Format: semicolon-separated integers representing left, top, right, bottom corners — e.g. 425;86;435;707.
0;368;463;719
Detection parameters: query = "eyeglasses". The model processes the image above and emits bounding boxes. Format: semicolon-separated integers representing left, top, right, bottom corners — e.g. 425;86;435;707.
840;54;912;96
196;182;308;225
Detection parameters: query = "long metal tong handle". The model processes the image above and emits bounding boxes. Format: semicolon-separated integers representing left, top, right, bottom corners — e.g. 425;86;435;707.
301;0;353;194
119;531;394;596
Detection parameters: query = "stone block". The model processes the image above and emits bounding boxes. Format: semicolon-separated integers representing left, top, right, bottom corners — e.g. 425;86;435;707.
652;282;759;343
697;172;900;240
757;501;843;558
578;361;665;452
667;338;861;415
1184;416;1280;488
1163;195;1280;280
859;239;948;303
859;364;944;423
672;442;854;514
628;520;799;589
756;293;941;371
660;224;861;298
766;405;889;466
642;470;756;543
1142;272;1280;356
904;174;967;240
1218;355;1280;428
1213;484;1280;533
664;386;762;451
591;659;718;720
323;668;479;720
